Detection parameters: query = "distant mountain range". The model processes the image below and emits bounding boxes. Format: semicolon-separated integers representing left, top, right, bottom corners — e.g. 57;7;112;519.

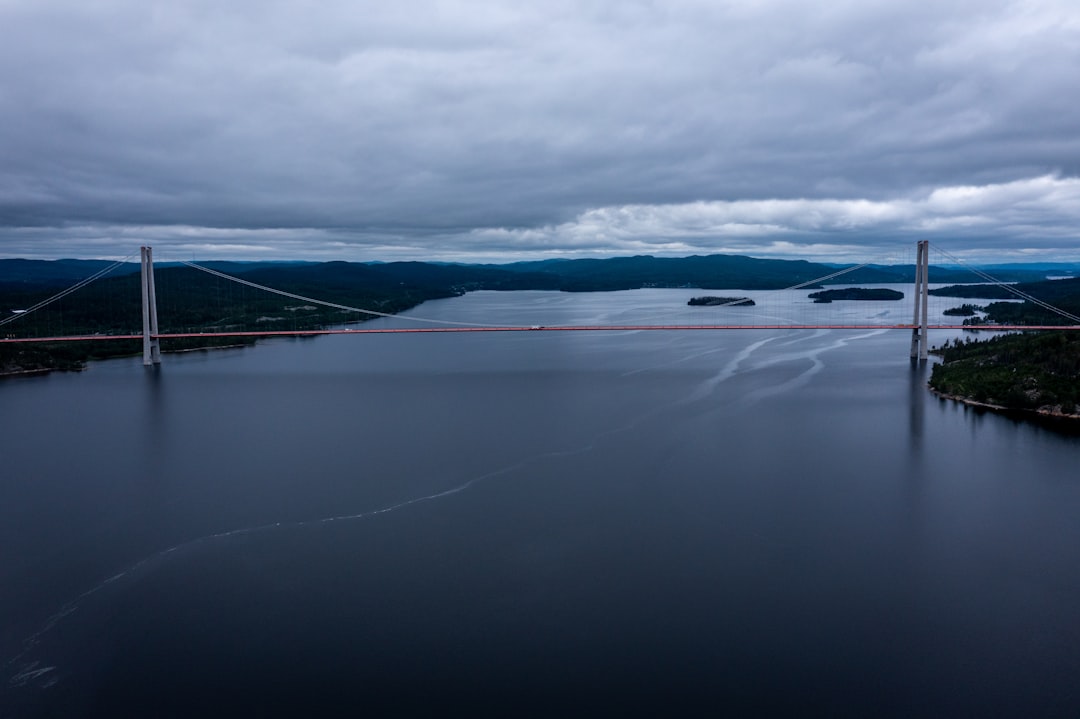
978;263;1080;273
1;254;1071;292
0;259;322;285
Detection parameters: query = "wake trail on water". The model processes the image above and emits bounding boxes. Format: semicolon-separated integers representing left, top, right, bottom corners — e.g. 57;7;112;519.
678;328;889;410
683;337;778;403
775;328;831;347
620;342;737;377
737;329;888;406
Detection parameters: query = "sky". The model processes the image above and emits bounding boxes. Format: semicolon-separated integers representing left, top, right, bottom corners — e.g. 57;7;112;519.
2;0;1079;264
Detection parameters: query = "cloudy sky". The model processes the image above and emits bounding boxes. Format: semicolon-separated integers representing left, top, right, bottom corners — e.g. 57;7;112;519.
2;0;1079;263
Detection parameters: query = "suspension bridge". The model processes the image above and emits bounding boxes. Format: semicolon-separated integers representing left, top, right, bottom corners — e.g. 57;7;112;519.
3;241;1080;366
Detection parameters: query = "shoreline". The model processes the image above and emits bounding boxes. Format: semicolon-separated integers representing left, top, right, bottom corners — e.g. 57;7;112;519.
929;387;1080;421
166;343;250;354
0;367;69;378
0;343;253;378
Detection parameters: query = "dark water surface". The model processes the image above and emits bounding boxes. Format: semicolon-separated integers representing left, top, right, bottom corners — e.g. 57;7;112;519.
2;290;1080;717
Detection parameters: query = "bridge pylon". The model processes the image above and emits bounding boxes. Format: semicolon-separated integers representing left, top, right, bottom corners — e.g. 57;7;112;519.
909;239;930;361
140;246;161;365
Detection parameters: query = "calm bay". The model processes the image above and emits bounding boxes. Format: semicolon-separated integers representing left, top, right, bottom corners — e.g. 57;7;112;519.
2;289;1079;717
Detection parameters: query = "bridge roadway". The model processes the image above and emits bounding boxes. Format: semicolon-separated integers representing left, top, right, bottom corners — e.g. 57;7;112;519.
5;324;1080;343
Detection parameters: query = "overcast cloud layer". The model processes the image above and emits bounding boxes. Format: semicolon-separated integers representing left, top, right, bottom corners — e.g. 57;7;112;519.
2;0;1079;262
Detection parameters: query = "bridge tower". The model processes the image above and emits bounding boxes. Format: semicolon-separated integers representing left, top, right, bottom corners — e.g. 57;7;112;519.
909;239;930;361
140;246;161;365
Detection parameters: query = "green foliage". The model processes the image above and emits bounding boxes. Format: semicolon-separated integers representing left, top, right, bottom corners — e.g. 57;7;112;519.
981;300;1080;326
929;284;1016;299
929;277;1080;327
687;296;755;306
943;304;982;317
807;288;904;303
0;340;143;374
930;332;1080;412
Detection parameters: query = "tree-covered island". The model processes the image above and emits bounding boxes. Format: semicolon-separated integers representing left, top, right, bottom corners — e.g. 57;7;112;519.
807;288;904;303
687;296;755;306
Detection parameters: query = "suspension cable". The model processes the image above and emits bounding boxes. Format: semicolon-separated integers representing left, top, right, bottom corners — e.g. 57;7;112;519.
0;254;138;328
930;245;1080;324
178;260;507;328
781;261;878;291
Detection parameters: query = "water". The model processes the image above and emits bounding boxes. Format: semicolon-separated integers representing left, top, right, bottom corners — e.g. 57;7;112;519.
2;290;1079;717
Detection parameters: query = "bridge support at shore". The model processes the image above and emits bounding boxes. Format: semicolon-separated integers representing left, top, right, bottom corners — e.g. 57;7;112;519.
910;239;930;361
140;246;161;366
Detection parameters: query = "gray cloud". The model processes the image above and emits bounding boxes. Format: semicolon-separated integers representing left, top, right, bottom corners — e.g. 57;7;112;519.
1;0;1079;261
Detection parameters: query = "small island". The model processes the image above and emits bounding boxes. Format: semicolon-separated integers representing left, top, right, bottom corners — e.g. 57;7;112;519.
929;284;1015;299
943;303;983;317
807;288;904;303
687;296;755;306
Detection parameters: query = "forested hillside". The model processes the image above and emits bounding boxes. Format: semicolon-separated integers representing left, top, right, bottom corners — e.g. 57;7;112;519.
930;333;1080;415
929;276;1080;417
